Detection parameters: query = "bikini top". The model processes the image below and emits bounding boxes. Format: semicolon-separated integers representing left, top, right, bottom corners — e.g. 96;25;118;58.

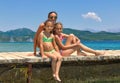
58;34;64;41
43;35;53;42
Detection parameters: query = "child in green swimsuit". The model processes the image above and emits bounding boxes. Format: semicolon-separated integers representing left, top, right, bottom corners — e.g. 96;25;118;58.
39;20;62;82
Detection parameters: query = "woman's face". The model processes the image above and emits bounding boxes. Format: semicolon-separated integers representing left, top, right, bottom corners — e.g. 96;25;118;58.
48;13;57;22
55;24;63;35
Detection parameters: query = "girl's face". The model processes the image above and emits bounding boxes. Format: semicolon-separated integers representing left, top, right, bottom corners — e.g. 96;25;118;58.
44;22;54;33
55;24;63;35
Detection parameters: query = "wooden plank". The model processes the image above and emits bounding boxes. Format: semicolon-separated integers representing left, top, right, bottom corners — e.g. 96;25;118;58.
0;53;18;59
0;50;120;64
11;52;34;58
0;56;6;60
0;52;26;64
6;52;25;59
5;52;49;63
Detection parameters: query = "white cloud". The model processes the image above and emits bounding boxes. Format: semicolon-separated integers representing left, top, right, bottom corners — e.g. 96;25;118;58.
82;12;102;22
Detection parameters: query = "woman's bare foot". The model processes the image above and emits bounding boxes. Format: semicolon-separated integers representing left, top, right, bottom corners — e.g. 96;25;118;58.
95;51;105;56
77;52;87;56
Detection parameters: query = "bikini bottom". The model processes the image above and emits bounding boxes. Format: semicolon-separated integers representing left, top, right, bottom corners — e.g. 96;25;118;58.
44;49;55;54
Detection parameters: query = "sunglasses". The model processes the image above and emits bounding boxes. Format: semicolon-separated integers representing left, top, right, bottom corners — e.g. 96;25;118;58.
49;16;57;19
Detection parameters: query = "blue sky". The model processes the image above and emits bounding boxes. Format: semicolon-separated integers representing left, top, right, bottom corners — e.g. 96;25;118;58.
0;0;120;32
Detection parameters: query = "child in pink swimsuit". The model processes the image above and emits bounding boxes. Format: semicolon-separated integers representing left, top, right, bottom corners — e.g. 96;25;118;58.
53;22;105;56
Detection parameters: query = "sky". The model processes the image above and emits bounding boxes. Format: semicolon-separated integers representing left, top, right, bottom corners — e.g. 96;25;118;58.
0;0;120;32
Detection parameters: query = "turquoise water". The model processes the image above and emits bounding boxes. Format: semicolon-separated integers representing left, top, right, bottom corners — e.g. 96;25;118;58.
82;40;120;50
0;41;120;52
0;42;34;52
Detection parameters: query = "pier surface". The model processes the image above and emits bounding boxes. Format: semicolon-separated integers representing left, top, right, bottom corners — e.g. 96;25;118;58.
0;50;120;64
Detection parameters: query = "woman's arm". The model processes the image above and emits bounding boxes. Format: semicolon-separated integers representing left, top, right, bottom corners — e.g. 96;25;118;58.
33;23;44;55
39;32;45;58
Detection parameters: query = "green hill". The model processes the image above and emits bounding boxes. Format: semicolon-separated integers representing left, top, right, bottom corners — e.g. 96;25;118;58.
0;28;35;42
0;28;120;42
63;28;120;41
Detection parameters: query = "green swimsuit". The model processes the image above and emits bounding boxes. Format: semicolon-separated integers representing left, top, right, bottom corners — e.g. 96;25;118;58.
43;35;53;42
43;35;55;53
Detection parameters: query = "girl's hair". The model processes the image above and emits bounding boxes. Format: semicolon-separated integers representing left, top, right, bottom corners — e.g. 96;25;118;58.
48;11;58;18
53;22;63;34
44;20;54;26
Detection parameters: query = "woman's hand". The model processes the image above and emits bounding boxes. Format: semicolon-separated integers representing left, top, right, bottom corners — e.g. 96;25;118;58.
33;52;36;56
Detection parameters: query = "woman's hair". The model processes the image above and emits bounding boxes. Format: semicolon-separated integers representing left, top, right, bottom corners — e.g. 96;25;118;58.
48;11;58;18
53;22;63;34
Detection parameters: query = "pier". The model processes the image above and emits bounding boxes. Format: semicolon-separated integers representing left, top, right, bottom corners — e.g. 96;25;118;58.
0;50;120;83
0;50;120;64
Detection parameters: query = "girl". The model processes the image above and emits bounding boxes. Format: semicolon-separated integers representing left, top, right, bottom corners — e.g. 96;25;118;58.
53;22;104;56
34;11;58;55
39;20;62;82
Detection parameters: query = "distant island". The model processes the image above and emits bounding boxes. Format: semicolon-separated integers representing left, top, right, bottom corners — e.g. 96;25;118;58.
0;28;120;42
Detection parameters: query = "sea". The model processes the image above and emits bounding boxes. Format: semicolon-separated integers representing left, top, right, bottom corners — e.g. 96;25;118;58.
0;40;120;52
